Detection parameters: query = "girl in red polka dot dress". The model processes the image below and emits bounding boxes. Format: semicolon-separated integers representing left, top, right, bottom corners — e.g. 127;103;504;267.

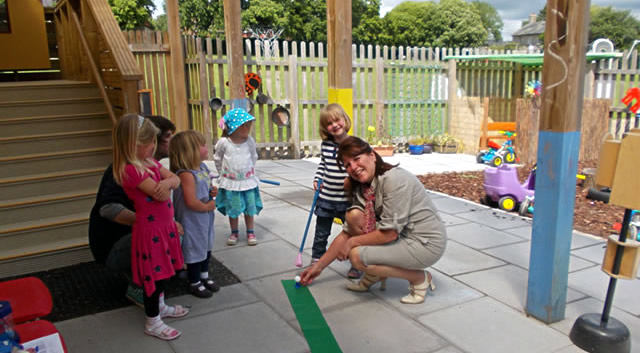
112;114;188;341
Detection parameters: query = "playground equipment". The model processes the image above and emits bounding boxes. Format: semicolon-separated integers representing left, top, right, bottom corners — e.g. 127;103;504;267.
483;164;535;212
476;131;517;167
570;129;640;353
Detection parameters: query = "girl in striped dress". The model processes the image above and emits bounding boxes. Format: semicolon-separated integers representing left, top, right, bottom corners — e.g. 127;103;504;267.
311;104;360;278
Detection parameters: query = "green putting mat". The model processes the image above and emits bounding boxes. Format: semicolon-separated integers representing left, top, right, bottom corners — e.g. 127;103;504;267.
282;280;343;353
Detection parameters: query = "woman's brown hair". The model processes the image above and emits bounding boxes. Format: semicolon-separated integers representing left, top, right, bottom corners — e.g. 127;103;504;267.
337;136;396;185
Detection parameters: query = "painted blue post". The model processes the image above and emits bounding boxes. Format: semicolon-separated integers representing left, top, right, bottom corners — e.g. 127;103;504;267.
525;0;591;324
526;131;581;323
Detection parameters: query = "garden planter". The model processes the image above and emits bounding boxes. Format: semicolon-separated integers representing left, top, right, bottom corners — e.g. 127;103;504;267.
434;144;457;154
408;144;424;155
373;145;394;156
423;144;433;154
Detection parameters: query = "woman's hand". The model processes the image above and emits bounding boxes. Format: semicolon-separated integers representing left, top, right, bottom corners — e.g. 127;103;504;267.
336;238;353;261
175;221;184;236
300;264;322;286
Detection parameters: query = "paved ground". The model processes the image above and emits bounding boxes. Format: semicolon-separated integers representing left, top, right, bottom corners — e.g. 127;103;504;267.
56;154;639;353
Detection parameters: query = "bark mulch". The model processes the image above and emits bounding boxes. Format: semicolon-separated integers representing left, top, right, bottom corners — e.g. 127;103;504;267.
418;161;626;239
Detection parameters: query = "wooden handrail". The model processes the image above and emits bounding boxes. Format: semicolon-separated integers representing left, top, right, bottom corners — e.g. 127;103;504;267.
84;0;142;81
70;9;117;124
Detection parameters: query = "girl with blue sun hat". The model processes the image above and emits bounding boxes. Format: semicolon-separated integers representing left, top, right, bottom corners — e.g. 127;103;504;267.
213;108;263;246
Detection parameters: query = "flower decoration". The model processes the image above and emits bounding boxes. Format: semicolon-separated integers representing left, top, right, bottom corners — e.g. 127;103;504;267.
526;80;542;98
366;125;377;145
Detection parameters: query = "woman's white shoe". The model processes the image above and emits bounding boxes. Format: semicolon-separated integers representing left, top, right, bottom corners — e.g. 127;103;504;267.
400;270;435;304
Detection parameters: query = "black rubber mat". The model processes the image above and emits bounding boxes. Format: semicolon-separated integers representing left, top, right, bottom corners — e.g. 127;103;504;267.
1;257;240;322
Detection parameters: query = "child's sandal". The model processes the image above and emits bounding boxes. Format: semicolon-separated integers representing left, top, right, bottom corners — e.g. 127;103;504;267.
144;321;181;341
227;229;239;246
247;229;257;246
160;304;190;318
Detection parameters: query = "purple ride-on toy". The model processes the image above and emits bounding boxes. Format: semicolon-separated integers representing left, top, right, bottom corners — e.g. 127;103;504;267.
483;164;535;212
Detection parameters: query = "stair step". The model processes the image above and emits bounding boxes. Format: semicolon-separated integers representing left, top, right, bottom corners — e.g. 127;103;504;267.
0;147;112;179
0;129;112;156
0;98;106;119
0;113;112;138
0;190;96;227
0;212;89;261
0;81;99;103
0;168;104;200
0;246;93;278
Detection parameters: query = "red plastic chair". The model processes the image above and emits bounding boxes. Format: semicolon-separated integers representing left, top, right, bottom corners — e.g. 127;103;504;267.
0;277;52;323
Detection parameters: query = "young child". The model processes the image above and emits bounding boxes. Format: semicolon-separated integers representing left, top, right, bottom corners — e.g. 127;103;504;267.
112;114;188;341
311;104;361;278
214;108;263;246
169;130;220;299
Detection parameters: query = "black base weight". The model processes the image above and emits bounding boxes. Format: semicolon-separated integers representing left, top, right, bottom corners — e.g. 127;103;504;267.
570;313;630;353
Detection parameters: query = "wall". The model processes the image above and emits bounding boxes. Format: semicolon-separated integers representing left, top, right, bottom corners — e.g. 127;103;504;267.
0;0;49;70
450;97;483;154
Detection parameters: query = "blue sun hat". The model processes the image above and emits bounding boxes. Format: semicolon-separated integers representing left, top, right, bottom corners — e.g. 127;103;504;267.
219;108;256;135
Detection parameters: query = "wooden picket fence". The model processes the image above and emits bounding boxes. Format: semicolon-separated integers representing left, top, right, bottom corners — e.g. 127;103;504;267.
123;29;640;158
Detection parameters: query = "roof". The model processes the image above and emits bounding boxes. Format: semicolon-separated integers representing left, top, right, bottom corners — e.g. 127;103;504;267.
443;52;623;66
513;21;546;37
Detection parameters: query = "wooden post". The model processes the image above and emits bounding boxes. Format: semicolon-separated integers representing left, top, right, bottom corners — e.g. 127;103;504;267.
223;0;247;110
447;59;457;133
326;0;353;131
526;0;591;324
166;0;189;130
481;97;489;149
512;63;523;120
289;55;300;159
197;38;213;159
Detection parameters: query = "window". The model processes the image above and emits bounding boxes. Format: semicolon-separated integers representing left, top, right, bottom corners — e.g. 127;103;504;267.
0;0;9;33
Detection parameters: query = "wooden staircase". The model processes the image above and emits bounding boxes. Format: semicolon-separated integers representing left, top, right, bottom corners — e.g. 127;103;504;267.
0;80;112;277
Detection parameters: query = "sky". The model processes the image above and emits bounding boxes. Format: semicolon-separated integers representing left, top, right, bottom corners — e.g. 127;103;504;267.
380;0;640;42
152;0;640;42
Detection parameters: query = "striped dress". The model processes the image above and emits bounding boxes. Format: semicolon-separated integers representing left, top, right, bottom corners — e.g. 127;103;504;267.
313;140;350;215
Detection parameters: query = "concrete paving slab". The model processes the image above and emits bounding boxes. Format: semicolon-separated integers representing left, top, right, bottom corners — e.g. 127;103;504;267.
455;265;587;314
433;241;506;276
245;269;375;322
447;223;525;250
213;239;304;281
211;218;279;252
419;297;572;353
56;306;174;353
432;196;489;214
169;302;308;353
261;185;315;209
553;345;589;353
255;204;318;249
456;208;532;230
325;301;449;353
164;283;259;318
570;242;607;263
505;225;532;240
482;242;598;273
370;269;484;318
568;266;640;316
550;297;640;350
505;227;604;251
433;346;466;353
440;213;471;227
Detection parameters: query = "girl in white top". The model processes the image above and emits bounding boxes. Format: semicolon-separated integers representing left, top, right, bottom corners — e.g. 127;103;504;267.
214;108;263;246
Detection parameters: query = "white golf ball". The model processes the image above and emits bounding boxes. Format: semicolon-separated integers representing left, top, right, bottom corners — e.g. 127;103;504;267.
294;275;301;283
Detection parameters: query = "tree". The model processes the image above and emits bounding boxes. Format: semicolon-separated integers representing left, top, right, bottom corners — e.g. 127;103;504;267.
382;0;486;47
241;0;287;33
589;6;640;50
109;0;155;30
471;1;503;43
352;0;383;45
177;0;224;36
152;14;167;32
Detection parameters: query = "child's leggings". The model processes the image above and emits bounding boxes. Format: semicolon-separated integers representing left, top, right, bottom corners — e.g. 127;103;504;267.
143;279;167;317
187;251;211;284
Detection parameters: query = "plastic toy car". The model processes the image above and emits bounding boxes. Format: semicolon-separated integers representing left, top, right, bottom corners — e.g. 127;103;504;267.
483;164;535;212
476;131;517;167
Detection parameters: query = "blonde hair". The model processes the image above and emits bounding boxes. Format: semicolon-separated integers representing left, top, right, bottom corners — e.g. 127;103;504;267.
319;104;352;141
169;130;206;173
112;113;160;185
